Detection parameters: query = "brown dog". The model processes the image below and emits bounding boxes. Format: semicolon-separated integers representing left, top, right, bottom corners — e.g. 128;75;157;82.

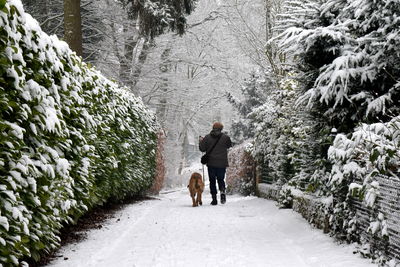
188;172;204;207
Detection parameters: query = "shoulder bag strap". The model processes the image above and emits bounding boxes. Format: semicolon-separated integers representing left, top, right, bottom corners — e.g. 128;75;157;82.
205;134;222;156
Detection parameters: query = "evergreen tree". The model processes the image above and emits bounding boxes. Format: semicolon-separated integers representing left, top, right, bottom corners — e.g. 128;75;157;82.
276;0;400;131
118;0;197;37
227;71;271;142
246;0;334;188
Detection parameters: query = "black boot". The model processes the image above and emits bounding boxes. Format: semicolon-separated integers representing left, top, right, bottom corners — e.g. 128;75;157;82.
210;194;218;205
220;191;226;204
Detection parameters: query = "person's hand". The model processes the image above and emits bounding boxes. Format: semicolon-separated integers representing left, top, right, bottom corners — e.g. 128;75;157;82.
199;136;204;142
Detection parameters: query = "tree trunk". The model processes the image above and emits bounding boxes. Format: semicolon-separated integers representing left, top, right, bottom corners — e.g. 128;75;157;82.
265;0;272;42
178;128;188;175
41;0;50;29
119;22;140;89
132;38;153;91
156;47;172;126
64;0;83;57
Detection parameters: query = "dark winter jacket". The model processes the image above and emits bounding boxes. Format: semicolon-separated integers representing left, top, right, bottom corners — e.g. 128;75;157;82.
199;128;232;168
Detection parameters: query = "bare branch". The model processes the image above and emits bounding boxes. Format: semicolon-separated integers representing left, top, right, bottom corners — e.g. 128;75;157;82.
187;10;224;29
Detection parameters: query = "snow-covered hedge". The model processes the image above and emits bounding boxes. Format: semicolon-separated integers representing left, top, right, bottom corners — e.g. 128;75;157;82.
147;132;166;195
0;1;158;265
226;141;255;196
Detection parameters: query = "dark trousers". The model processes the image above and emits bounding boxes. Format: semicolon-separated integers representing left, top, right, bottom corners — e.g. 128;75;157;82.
207;166;226;195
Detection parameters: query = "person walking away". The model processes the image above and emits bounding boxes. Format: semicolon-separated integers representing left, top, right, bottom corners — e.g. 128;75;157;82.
199;122;232;205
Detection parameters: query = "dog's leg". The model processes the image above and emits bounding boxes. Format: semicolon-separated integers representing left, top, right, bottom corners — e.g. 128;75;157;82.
197;191;202;206
191;192;197;207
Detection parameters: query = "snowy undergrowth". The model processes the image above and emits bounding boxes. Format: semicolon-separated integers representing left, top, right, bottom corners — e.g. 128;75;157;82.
0;0;158;265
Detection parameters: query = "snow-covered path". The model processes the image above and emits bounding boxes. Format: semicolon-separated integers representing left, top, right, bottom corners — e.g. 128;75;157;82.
47;189;376;267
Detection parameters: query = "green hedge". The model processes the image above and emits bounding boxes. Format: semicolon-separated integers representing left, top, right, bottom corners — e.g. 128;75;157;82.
0;1;158;265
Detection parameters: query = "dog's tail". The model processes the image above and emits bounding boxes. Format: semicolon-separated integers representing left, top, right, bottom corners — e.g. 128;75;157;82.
195;178;200;189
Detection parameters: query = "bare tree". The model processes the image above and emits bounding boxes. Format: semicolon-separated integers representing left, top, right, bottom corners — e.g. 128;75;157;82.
133;0;252;183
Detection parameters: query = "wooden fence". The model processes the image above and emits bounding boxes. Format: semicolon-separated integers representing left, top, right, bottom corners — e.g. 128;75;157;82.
349;175;400;260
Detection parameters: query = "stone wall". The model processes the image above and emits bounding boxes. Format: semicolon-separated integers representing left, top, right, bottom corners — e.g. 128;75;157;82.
257;183;329;232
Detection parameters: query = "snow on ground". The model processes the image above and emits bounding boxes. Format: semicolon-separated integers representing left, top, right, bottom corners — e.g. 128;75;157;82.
47;188;376;267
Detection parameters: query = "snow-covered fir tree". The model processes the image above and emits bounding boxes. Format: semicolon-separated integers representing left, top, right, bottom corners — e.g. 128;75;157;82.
227;71;271;143
277;0;400;130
